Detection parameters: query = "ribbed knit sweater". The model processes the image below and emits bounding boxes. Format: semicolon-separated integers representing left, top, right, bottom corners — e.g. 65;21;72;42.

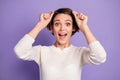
14;34;106;80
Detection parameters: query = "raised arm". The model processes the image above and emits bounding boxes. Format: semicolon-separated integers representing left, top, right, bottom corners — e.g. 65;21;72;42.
28;11;54;39
73;11;96;44
73;11;106;64
14;11;54;64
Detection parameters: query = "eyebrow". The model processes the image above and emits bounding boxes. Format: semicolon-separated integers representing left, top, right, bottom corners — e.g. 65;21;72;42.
54;19;72;22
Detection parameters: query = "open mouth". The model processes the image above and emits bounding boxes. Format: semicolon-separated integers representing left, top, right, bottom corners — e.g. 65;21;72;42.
58;33;67;40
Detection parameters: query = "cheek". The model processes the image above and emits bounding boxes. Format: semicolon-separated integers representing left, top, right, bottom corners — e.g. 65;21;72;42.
52;28;58;36
67;27;73;35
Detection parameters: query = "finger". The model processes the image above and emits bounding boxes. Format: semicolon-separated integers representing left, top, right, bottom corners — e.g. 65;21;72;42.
72;11;79;17
43;11;54;20
77;13;83;20
43;13;50;20
73;11;80;22
73;11;84;20
40;13;44;21
81;14;84;20
84;15;88;22
79;13;87;21
44;13;48;18
80;13;88;22
49;11;54;19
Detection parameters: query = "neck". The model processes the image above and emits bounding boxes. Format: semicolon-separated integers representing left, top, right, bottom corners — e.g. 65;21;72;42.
54;42;71;50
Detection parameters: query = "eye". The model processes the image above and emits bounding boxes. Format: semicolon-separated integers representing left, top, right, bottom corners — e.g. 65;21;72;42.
54;22;60;26
66;22;71;26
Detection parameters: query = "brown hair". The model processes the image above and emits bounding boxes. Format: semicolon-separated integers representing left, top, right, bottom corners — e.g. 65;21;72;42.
47;8;79;35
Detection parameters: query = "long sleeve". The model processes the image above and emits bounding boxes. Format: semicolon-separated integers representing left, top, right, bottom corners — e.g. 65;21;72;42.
81;41;107;65
14;34;41;65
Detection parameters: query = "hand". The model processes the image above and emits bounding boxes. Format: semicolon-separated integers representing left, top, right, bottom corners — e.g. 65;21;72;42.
73;11;88;32
39;11;54;29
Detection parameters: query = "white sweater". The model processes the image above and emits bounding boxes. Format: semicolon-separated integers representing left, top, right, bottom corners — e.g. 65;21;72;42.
14;34;106;80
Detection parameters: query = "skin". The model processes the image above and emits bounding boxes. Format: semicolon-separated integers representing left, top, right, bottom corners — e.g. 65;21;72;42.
28;10;97;49
72;11;97;44
53;14;73;49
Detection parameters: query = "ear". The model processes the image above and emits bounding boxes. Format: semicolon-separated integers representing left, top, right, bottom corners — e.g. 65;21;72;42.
72;29;75;32
51;30;54;35
50;26;54;35
72;26;76;31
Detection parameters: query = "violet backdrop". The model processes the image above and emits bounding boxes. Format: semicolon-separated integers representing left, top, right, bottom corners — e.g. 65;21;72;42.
0;0;120;80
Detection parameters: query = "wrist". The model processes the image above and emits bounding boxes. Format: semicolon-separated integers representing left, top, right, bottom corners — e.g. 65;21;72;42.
36;22;46;31
80;24;90;33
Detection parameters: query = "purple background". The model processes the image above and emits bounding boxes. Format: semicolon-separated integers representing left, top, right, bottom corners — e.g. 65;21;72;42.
0;0;120;80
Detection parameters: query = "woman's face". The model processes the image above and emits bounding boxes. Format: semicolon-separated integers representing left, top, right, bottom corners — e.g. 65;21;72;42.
52;13;73;45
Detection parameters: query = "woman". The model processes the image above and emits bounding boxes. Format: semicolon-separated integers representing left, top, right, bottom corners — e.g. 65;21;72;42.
14;8;106;80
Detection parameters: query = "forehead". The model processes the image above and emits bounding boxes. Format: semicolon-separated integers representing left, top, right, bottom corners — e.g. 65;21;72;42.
54;13;72;22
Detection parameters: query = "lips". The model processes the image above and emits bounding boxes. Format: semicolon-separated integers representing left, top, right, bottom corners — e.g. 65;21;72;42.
58;33;67;36
58;33;67;40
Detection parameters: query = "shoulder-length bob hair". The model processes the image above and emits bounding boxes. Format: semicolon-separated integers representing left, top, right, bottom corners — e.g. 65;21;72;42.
47;8;79;35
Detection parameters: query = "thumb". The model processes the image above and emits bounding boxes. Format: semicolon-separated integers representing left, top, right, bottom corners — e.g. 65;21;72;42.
49;11;54;20
72;11;78;19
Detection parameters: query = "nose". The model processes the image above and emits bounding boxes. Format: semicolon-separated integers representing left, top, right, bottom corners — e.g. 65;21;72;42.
60;24;65;31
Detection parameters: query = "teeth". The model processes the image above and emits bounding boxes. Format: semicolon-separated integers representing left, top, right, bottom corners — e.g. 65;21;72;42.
59;34;67;36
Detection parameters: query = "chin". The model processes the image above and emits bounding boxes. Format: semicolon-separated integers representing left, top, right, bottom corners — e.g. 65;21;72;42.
58;40;68;45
